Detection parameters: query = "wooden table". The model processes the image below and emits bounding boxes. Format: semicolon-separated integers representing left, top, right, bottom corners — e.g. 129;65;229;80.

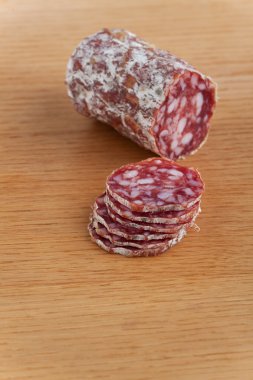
1;1;253;379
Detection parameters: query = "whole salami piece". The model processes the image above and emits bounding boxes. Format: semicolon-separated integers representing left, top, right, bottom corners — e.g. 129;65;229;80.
66;28;217;159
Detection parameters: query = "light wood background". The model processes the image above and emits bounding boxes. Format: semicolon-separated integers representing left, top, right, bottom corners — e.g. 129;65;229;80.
1;1;253;379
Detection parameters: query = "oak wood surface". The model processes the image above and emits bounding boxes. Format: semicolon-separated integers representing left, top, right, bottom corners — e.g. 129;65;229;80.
1;1;253;379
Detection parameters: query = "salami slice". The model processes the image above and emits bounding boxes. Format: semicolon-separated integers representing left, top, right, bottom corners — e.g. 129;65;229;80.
106;157;204;212
107;201;200;233
92;219;180;248
106;192;200;224
66;28;217;159
93;194;177;240
88;223;186;257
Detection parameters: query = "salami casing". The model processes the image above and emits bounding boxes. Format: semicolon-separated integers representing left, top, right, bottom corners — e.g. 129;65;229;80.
66;28;217;159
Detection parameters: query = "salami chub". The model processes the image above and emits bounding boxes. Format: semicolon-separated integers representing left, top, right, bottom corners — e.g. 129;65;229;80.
88;157;204;257
66;29;217;159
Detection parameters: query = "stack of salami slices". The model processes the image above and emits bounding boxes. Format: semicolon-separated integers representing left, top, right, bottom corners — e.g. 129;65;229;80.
88;157;204;257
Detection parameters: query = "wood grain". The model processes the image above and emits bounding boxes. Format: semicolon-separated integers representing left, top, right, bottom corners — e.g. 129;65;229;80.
1;1;253;379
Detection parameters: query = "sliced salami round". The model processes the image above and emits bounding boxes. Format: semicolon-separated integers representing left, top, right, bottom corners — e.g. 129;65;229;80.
93;194;177;240
153;72;216;159
92;219;181;248
88;223;186;257
107;201;200;233
106;157;204;212
106;191;200;224
66;29;217;160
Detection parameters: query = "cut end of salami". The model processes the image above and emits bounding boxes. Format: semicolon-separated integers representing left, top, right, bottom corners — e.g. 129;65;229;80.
153;71;216;159
88;157;204;257
66;28;217;160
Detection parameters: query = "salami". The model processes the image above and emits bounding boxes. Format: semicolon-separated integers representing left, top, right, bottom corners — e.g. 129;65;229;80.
106;157;204;212
107;202;199;233
92;219;179;248
93;194;178;240
66;28;217;159
88;223;186;257
106;192;200;224
88;158;204;257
